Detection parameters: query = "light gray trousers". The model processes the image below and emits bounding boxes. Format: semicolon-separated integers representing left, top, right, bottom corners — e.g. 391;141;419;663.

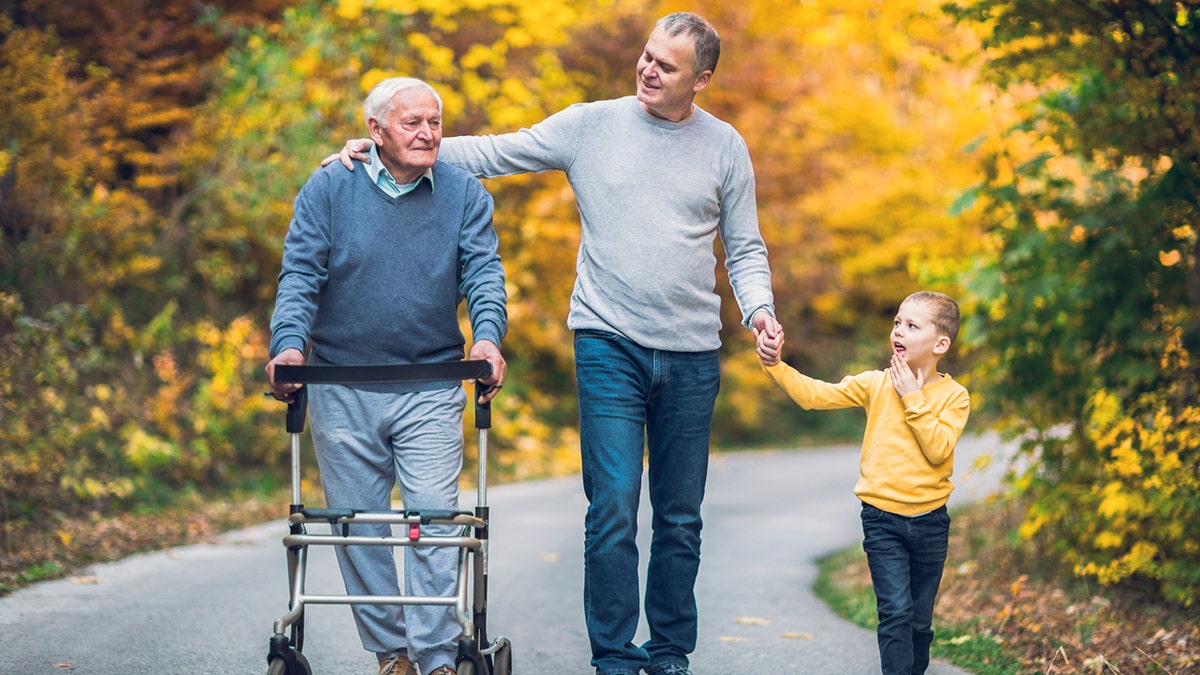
308;384;466;674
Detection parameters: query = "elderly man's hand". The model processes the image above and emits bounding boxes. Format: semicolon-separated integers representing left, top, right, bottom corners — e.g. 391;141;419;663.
469;340;507;404
265;348;306;401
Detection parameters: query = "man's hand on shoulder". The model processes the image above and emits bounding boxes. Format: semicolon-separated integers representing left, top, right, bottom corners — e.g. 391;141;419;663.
320;138;374;170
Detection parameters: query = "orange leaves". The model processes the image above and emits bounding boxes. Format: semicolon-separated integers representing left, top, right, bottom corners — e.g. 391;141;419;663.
688;0;996;375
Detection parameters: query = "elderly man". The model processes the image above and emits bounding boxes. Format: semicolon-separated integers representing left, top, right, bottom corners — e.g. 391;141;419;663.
328;13;780;675
268;77;507;675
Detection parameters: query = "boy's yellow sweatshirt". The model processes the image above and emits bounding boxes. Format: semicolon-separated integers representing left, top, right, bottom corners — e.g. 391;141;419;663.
763;361;970;516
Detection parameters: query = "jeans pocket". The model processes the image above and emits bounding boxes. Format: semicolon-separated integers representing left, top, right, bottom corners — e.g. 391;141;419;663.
575;328;621;341
933;506;952;528
860;502;883;522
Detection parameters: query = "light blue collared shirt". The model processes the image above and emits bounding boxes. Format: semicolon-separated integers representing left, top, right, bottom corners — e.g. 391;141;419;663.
364;143;435;197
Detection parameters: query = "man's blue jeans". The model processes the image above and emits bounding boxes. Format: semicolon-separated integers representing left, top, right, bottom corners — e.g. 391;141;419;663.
861;502;951;675
574;330;721;675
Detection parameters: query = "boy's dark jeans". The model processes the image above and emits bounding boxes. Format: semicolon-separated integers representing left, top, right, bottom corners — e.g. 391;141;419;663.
860;502;951;675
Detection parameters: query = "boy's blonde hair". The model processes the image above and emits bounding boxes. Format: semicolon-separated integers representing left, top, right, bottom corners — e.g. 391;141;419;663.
905;291;960;344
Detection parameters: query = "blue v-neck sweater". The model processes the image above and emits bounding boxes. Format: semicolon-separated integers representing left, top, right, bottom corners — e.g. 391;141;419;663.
269;161;506;391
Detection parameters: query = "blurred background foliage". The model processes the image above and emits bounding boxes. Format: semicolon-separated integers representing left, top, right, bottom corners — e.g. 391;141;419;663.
0;0;1196;605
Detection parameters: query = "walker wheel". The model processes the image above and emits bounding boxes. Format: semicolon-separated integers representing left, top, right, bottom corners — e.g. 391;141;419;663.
492;641;512;675
267;651;311;675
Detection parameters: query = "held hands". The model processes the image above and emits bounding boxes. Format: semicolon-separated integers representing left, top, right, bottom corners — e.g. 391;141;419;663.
888;352;923;397
751;311;785;367
320;139;374;170
469;340;507;404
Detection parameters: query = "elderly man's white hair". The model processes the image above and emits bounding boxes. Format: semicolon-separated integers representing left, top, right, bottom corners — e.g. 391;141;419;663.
363;77;443;127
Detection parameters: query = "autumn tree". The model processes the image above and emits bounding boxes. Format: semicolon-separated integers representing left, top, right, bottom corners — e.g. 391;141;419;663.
0;1;286;532
944;0;1200;604
664;0;995;442
2;0;1003;554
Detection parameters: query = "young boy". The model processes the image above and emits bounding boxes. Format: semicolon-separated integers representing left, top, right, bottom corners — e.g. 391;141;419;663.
755;291;970;675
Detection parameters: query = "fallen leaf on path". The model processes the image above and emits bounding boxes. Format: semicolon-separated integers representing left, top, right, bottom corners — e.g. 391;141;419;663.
734;616;771;626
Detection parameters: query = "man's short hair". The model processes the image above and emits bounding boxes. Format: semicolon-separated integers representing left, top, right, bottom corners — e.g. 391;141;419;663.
657;12;721;74
905;291;961;343
363;77;442;128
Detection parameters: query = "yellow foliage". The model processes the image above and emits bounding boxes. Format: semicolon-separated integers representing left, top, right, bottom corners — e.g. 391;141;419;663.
88;405;110;430
292;47;323;78
1082;541;1161;587
1046;320;1200;603
460;72;493;106
1017;510;1046;540
122;427;180;472
360;68;393;93
1096;481;1136;519
1107;442;1143;478
407;33;458;76
1093;531;1123;550
460;43;501;70
337;0;364;20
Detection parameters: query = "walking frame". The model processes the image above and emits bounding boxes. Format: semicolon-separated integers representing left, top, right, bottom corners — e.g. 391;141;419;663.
265;360;512;675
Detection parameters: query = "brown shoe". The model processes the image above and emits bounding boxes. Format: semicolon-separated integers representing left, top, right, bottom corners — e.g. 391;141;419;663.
427;667;457;675
378;655;417;675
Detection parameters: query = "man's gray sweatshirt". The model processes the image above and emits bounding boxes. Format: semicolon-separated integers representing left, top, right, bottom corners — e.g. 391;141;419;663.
440;95;773;353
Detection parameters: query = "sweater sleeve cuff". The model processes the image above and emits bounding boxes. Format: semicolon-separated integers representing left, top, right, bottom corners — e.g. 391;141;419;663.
271;335;307;359
900;390;928;410
743;305;776;330
471;320;504;348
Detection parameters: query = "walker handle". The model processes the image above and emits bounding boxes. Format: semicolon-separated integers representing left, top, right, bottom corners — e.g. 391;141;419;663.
285;386;308;434
274;360;492;385
475;384;493;430
274;360;494;433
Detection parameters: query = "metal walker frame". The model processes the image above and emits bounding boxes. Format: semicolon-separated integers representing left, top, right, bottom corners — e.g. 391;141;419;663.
265;361;512;675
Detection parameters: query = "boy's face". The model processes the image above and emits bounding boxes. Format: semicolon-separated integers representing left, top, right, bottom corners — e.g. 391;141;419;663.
890;300;951;370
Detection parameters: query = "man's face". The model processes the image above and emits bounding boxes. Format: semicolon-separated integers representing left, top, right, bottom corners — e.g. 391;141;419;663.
369;87;442;184
636;25;711;122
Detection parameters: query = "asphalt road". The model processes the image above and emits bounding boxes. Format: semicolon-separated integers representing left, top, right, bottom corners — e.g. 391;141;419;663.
0;433;1011;674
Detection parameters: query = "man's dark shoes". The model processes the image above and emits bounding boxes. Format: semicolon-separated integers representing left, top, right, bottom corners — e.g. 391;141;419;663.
645;663;692;675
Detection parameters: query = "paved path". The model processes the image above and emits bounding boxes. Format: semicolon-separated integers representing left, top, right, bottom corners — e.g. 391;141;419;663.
0;434;1010;674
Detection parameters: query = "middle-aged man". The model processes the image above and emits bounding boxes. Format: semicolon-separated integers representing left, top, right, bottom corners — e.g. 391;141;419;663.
267;77;507;675
328;13;781;675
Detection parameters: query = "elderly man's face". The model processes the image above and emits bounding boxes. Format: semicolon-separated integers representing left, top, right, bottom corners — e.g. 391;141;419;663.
368;87;442;184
